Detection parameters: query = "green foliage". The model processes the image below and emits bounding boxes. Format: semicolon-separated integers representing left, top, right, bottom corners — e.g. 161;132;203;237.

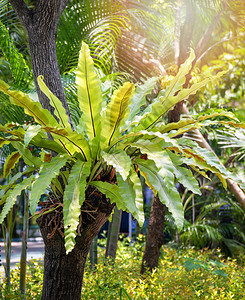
90;181;126;211
57;0;129;75
0;80;57;128
0;20;32;88
0;44;240;254
101;82;135;146
173;165;201;195
0;259;43;299
76;42;103;141
116;170;144;226
29;155;70;216
1;244;244;299
0;175;34;223
37;76;71;129
63;160;91;253
137;158;184;228
3;151;21;178
181;181;245;257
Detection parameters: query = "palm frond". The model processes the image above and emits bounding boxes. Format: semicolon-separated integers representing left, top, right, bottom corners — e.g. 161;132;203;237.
57;0;128;74
0;91;25;124
0;20;32;89
218;128;245;160
181;222;223;248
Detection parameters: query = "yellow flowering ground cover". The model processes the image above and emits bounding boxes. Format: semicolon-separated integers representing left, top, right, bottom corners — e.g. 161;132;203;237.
1;237;244;299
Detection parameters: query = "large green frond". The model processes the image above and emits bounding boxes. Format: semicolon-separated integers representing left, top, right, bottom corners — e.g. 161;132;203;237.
117;171;144;226
37;76;71;129
101;82;135;146
76;42;102;141
127;77;159;123
24;125;42;147
0;80;58;127
133;71;226;132
173;165;201;196
89;181;126;211
129;168;144;226
63;160;91;254
12;141;41;168
0;175;35;224
42;127;90;160
3;151;21;178
30;155;70;215
136;158;184;228
102;151;132;181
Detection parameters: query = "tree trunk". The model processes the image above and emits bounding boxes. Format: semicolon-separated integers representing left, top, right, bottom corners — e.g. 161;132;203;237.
141;5;196;269
141;195;166;274
168;0;196;124
20;190;29;297
37;195;114;300
2;206;15;287
4;226;12;287
9;0;73;127
89;236;98;269
105;206;122;262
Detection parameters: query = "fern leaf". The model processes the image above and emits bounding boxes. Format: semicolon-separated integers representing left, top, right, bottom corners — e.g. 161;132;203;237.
63;160;91;254
173;165;201;195
102;150;131;181
136;158;184;229
129;169;144;226
90;181;126;211
128;77;158;123
12;141;42;168
101;82;135;146
30;155;70;215
76;42;102;140
3;151;21;178
0;176;35;224
38;76;71;128
43;126;90;160
24;125;42;147
117;171;144;226
0;80;58;127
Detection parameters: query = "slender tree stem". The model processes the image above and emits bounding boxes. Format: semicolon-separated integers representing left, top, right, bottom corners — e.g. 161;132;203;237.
105;206;122;263
89;235;98;269
20;190;29;298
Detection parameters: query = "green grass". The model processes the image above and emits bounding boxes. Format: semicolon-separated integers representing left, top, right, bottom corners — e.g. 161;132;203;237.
1;236;245;299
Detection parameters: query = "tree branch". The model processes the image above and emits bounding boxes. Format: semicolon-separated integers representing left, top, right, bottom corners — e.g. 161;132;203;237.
195;1;228;62
33;0;71;32
9;0;31;28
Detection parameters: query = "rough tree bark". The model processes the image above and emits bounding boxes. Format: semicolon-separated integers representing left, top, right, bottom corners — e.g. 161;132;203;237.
141;195;166;274
9;0;73;126
36;193;114;300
